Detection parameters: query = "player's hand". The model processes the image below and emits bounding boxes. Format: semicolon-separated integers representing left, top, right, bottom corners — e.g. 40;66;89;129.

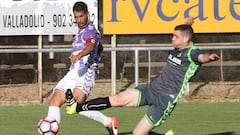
198;53;220;63
184;16;194;26
69;54;78;63
209;53;220;61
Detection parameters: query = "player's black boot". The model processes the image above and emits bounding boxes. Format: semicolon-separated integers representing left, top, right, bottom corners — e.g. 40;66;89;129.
65;89;76;106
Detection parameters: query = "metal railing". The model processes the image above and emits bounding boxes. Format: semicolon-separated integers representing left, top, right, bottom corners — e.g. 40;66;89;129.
1;42;240;103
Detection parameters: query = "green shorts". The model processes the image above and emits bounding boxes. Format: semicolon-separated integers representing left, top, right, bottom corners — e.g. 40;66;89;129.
132;84;177;127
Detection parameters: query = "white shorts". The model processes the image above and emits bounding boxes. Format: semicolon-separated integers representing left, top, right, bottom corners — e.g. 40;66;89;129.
53;64;96;97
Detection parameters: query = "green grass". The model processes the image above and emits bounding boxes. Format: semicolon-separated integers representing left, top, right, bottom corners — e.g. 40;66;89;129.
0;102;240;135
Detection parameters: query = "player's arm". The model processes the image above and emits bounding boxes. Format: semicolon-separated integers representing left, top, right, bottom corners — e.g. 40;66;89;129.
198;53;220;64
70;37;96;63
76;37;95;58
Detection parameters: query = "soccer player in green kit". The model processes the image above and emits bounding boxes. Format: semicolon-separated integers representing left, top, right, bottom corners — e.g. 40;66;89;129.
66;18;219;135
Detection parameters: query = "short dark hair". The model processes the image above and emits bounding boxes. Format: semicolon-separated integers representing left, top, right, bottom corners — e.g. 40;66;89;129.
73;1;88;12
175;24;194;39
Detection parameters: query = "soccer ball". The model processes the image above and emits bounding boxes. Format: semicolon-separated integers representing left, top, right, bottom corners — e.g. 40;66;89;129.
37;116;59;135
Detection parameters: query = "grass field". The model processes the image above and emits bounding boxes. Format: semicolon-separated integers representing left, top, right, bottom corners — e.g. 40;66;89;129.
0;102;240;135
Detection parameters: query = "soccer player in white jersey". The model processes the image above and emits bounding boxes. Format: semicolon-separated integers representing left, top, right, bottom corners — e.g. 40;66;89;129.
41;1;117;135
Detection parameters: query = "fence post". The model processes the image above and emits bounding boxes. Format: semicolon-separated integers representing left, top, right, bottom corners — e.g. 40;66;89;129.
38;35;43;103
220;49;224;81
111;35;117;95
148;50;151;83
135;49;139;86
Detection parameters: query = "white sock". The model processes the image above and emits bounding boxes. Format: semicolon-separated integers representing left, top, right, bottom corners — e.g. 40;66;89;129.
79;111;112;126
47;106;61;123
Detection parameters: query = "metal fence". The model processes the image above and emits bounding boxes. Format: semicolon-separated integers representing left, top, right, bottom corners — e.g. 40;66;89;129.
1;42;240;103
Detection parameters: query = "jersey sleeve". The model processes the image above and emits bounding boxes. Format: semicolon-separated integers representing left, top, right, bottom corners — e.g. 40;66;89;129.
190;49;205;65
84;29;98;45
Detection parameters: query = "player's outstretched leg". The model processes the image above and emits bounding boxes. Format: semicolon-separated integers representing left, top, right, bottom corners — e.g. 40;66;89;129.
66;96;111;114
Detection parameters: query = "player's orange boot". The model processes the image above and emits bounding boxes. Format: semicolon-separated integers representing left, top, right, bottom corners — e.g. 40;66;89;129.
106;117;118;135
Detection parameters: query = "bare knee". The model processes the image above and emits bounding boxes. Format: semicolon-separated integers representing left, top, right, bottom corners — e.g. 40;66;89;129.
132;118;152;135
132;129;140;135
132;129;147;135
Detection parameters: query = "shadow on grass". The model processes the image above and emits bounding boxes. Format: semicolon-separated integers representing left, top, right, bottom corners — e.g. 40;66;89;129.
118;131;164;135
118;131;238;135
118;131;132;135
208;132;237;135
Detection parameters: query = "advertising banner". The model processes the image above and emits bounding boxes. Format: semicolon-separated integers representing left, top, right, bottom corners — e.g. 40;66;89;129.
103;0;240;34
0;0;98;35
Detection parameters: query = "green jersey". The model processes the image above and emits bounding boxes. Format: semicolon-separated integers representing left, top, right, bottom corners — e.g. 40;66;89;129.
135;42;204;126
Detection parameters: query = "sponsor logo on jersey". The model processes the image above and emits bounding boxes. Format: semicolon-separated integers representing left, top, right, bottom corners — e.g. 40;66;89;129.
168;54;182;65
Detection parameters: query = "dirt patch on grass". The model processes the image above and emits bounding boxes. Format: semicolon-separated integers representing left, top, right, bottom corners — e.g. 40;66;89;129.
0;80;240;104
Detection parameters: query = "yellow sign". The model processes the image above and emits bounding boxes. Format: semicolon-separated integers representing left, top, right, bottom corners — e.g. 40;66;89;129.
103;0;240;34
